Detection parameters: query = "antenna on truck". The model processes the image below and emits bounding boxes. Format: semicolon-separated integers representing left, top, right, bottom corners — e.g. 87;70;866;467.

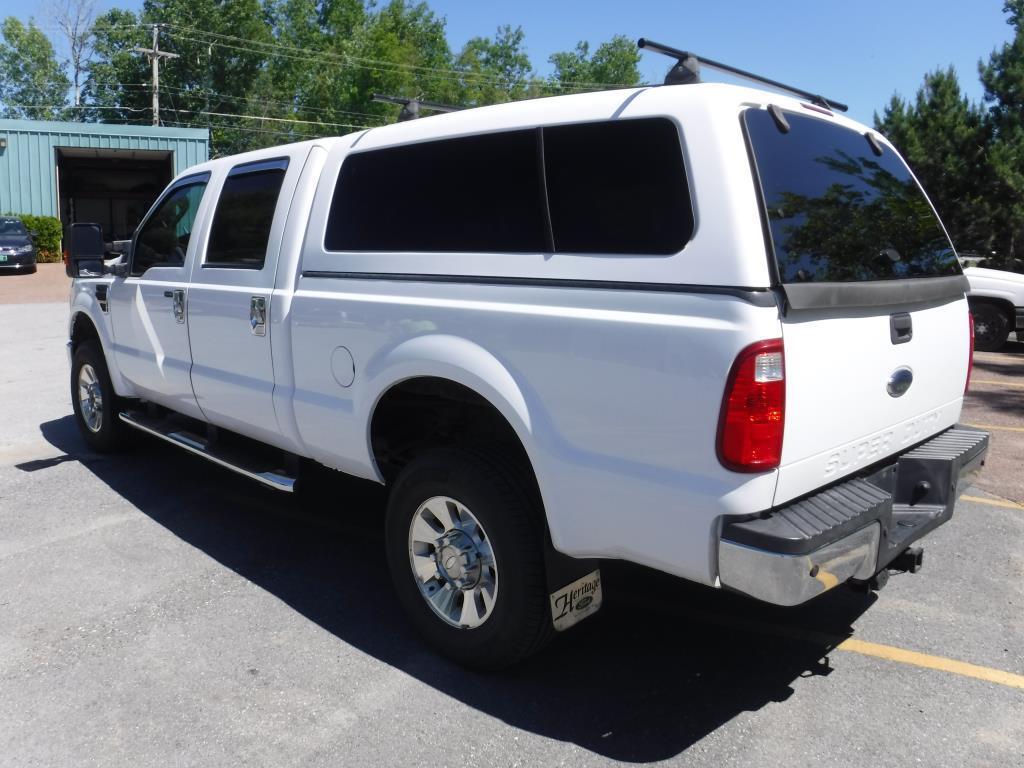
372;93;462;122
636;38;849;113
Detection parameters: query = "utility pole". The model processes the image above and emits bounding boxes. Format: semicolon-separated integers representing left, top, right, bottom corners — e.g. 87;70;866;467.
134;24;179;126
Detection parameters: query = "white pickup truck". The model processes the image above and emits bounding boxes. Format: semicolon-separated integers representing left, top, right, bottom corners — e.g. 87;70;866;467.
963;266;1024;350
65;57;988;668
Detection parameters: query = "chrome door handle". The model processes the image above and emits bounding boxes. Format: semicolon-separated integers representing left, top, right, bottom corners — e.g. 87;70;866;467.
165;289;185;323
250;296;266;336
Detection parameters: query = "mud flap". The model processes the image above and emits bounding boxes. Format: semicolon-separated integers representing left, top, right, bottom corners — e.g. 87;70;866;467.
544;534;602;632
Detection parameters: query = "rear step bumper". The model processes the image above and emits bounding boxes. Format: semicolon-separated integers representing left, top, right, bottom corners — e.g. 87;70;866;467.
717;425;989;606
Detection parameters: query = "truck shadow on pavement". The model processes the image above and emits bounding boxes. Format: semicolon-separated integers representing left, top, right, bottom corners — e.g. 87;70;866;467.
33;415;876;763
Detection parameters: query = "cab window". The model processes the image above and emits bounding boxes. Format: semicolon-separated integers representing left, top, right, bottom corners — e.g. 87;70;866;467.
132;180;208;276
205;160;288;269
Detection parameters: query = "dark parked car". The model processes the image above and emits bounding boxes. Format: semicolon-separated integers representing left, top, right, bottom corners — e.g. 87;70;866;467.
0;217;37;274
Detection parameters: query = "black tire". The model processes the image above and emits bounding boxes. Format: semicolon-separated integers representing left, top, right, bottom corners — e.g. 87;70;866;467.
972;303;1010;352
385;447;553;669
70;340;128;452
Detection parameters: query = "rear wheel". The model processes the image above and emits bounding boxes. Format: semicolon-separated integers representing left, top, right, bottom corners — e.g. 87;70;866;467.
385;447;552;669
972;303;1010;352
71;341;127;452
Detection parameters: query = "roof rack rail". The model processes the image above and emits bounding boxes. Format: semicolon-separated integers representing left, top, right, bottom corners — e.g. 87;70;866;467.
372;93;462;122
636;38;848;113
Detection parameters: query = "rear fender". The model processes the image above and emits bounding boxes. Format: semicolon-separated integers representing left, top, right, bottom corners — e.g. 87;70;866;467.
361;334;536;480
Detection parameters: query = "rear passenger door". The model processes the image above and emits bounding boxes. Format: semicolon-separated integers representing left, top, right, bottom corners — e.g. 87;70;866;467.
186;156;296;445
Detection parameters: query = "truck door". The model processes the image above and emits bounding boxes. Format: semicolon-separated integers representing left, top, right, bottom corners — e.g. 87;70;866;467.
185;156;297;446
107;173;211;420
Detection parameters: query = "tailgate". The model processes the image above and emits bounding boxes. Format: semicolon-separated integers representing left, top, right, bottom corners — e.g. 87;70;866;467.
776;298;969;504
741;104;971;504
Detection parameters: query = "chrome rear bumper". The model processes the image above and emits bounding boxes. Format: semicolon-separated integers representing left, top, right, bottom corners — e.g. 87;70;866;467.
717;426;989;606
719;523;880;607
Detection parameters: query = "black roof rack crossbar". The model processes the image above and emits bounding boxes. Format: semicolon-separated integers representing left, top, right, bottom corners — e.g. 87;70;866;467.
373;93;462;122
637;38;848;113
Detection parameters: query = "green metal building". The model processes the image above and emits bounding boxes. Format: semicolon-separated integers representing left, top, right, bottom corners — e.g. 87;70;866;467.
0;119;209;241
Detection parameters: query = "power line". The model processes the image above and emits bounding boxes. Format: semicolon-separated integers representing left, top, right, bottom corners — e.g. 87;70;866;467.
163;28;624;95
161;119;337;141
0;104;150;113
164;107;371;131
162;23;635;91
112;83;388;123
56;16;632;91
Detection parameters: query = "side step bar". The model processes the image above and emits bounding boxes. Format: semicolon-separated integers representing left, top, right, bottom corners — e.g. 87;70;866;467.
118;411;296;492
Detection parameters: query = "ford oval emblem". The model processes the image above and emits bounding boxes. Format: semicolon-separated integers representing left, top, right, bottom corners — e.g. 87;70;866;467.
575;596;593;610
887;367;914;398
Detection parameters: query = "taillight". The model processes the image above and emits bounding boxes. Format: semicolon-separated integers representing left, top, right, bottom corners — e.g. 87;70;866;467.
966;311;975;393
717;339;785;472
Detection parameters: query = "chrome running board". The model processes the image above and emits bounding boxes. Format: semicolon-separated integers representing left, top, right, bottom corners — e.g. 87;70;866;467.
118;410;296;492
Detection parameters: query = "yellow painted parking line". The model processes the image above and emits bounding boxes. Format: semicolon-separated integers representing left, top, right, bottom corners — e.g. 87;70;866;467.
970;378;1024;389
960;494;1024;510
834;638;1024;690
964;422;1024;433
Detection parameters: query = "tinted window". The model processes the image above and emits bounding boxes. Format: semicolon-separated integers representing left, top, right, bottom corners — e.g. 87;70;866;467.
132;181;207;276
206;165;287;268
326;130;546;252
745;109;960;283
544;118;693;254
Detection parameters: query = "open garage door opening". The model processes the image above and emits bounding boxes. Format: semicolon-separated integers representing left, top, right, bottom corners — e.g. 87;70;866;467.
56;148;173;242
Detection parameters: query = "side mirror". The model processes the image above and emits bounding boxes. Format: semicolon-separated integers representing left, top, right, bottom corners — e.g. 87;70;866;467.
66;224;126;278
65;223;107;278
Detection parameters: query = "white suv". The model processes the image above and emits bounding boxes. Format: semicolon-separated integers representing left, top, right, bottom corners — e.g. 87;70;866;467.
64;49;988;668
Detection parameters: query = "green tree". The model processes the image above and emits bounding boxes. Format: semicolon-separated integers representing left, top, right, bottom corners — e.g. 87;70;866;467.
874;68;993;254
455;25;539;106
79;0;643;153
548;34;641;92
82;9;150;123
980;0;1024;261
0;18;71;120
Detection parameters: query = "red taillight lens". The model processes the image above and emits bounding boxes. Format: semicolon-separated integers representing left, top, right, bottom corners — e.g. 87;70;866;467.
966;311;975;393
717;339;785;472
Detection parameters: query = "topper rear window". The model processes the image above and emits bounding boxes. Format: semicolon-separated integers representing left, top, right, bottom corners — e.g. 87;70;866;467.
744;109;960;284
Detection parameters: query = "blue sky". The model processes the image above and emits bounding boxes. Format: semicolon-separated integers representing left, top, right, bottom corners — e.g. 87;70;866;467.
0;0;1014;124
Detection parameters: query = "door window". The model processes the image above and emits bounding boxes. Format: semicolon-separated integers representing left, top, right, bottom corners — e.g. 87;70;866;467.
132;180;208;276
205;161;288;269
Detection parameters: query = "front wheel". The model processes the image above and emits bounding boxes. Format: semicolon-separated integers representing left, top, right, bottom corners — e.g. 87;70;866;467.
71;341;127;452
385;447;553;669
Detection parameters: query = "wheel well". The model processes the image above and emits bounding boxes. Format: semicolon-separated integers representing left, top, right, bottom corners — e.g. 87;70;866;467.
70;312;100;352
370;377;537;490
969;296;1014;324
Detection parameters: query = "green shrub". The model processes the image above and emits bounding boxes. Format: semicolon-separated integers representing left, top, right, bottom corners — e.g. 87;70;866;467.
2;212;63;262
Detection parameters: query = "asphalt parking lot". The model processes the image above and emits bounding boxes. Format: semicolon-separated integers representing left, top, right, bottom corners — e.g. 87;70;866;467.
1;269;1022;767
